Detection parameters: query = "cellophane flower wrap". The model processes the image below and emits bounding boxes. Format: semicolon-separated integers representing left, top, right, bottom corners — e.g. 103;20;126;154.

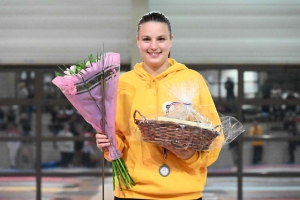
52;52;135;190
134;78;244;151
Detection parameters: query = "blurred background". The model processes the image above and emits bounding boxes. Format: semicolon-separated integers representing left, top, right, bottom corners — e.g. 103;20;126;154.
0;0;300;199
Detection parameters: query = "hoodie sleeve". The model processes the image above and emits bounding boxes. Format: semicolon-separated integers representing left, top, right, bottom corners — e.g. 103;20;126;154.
183;73;224;168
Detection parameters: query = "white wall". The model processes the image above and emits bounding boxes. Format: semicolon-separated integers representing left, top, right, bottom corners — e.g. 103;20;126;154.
150;0;300;64
1;0;300;65
0;0;132;64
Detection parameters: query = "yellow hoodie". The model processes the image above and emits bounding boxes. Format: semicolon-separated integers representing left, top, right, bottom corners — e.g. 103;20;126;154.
106;58;223;199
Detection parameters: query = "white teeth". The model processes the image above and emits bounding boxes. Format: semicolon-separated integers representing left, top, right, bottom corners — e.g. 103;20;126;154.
149;52;159;56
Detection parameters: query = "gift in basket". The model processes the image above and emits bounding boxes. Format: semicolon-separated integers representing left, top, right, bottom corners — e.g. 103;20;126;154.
134;78;244;151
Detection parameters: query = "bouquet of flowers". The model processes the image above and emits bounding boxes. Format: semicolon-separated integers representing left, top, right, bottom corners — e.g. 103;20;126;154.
134;78;244;151
52;52;135;191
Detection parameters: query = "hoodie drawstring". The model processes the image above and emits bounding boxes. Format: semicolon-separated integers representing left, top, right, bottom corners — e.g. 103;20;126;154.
146;78;160;114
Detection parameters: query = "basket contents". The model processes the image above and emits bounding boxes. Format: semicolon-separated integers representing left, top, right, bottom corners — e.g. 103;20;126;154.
133;78;245;151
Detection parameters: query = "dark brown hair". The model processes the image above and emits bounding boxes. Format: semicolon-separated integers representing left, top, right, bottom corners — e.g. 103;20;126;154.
137;11;172;37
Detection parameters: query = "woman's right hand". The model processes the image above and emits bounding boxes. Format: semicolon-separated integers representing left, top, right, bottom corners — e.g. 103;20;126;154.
95;132;110;152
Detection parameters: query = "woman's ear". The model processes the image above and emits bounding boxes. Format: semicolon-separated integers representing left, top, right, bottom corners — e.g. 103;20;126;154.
171;34;174;40
170;34;174;47
136;35;140;49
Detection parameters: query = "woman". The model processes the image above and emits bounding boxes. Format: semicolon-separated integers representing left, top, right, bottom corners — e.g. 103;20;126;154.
96;11;223;200
7;123;21;168
249;120;263;165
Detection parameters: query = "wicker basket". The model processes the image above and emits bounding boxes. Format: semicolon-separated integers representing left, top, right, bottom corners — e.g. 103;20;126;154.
134;110;220;151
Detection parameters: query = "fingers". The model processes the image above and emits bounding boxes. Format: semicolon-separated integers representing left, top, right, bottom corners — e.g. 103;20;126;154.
95;133;110;151
162;144;195;160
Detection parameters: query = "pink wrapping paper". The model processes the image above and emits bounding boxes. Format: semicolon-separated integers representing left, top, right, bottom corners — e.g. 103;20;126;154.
52;52;121;160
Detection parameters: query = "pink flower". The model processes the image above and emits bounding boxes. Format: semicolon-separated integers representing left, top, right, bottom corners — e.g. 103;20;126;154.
61;80;77;95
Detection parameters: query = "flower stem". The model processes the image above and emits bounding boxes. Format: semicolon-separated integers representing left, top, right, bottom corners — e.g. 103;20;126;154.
112;161;122;190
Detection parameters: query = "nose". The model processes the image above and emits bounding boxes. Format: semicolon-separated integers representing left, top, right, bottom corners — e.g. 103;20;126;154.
150;40;158;50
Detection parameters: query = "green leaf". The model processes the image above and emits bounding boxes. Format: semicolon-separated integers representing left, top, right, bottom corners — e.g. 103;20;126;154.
55;71;64;76
57;65;65;73
62;64;68;69
77;62;85;70
88;54;96;63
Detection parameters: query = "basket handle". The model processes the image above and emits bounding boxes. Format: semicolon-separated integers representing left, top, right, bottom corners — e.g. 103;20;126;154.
214;124;222;134
133;110;146;125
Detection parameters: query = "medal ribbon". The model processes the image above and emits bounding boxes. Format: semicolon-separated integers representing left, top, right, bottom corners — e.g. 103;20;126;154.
163;147;168;160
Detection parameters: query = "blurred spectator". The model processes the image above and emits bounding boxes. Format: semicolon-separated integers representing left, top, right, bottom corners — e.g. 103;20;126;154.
285;92;297;113
17;81;30;114
43;82;56;99
7;123;21;168
17;81;29;99
27;83;35;99
69;115;83;167
82;127;96;167
49;106;60;132
224;77;235;101
19;112;32;136
283;113;297;131
48;106;62;148
57;123;74;167
283;114;298;164
261;79;271;99
287;124;297;164
56;106;71;123
229;139;238;169
6;108;16;125
27;83;36;122
261;80;271;120
0;108;6;130
270;84;283;121
249;121;264;165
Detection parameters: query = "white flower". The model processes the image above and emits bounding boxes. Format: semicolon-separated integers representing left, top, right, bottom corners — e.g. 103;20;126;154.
70;65;76;71
64;70;71;76
64;65;77;76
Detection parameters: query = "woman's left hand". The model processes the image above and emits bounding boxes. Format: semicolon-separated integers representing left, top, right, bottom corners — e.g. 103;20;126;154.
95;132;110;152
162;144;195;160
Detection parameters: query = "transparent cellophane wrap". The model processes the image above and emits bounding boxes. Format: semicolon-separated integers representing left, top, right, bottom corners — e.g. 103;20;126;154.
134;78;245;151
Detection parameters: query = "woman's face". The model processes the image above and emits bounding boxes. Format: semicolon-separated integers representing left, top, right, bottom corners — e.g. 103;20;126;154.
137;21;173;70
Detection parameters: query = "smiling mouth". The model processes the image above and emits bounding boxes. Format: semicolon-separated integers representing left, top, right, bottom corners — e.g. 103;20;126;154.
148;52;161;56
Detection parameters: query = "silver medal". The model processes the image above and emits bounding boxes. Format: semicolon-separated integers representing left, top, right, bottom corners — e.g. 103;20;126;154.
159;164;170;177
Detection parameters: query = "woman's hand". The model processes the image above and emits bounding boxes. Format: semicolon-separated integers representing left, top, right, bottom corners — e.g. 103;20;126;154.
162;144;195;160
95;132;110;152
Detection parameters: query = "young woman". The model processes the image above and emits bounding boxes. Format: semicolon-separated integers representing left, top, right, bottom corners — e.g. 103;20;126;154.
96;11;223;200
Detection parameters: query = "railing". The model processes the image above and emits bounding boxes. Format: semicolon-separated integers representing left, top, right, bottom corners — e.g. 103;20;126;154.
0;64;299;200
